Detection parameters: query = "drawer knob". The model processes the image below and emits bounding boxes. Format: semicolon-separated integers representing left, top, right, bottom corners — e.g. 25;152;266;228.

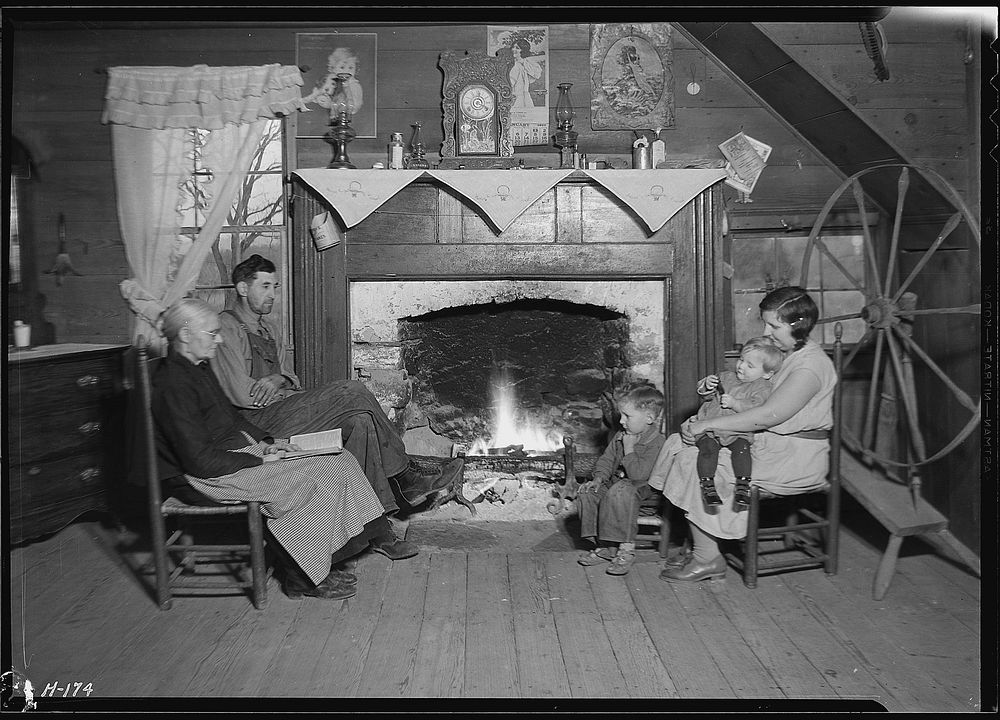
76;375;100;388
78;421;102;435
80;467;101;481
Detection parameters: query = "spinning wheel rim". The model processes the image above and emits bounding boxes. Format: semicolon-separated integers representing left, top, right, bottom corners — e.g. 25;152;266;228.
798;163;981;471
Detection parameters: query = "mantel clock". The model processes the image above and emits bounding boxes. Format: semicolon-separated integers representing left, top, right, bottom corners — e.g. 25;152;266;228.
439;49;515;159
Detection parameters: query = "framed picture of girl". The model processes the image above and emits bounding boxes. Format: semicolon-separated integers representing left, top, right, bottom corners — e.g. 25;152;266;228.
296;33;377;138
590;23;674;131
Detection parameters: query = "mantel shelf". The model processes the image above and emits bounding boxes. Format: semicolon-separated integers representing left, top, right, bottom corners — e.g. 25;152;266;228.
293;167;728;234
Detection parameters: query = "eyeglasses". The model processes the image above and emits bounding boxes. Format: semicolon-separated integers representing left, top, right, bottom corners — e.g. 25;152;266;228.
200;329;222;338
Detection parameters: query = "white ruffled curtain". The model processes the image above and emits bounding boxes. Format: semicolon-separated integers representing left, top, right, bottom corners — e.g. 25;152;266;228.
102;64;306;348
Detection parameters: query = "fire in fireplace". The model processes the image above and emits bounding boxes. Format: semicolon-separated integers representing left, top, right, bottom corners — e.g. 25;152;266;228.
399;298;628;455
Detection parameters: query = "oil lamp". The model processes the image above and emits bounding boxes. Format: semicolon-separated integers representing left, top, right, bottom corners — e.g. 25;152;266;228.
553;82;578;169
325;73;357;169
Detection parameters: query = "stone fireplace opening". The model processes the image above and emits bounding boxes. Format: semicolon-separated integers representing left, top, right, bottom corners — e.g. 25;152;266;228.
400;297;627;455
351;280;666;457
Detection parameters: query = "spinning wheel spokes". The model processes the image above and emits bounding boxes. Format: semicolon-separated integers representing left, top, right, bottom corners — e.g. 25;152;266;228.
893;212;963;303
800;163;981;477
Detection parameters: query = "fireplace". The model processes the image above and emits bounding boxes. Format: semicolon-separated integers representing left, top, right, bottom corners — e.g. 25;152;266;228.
290;173;729;441
350;280;665;455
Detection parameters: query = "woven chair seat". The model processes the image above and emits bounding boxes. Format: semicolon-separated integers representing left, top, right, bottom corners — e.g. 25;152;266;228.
161;497;249;516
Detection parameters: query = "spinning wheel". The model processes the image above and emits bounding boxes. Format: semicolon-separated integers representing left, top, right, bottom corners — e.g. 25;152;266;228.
800;163;981;597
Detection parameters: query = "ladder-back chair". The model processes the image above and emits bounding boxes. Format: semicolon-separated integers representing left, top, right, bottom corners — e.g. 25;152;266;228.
635;495;670;557
130;342;268;610
724;324;844;588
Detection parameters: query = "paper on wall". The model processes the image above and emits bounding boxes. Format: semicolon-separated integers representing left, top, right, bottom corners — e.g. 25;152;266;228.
719;132;772;195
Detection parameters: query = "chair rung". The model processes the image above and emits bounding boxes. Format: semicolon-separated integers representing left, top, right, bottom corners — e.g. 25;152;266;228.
798;508;825;523
636;517;663;526
165;543;252;552
757;520;828;535
757;556;827;571
162;501;248;516
726;553;828;573
169;577;254;590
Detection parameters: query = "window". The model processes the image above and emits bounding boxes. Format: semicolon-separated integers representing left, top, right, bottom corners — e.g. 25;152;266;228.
731;231;867;346
179;119;292;344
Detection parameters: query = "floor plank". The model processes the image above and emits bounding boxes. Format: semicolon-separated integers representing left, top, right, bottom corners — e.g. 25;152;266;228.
627;562;736;698
354;552;430;697
464;552;520;698
293;552;393;697
746;569;895;709
586;559;677;698
703;572;838;699
506;552;571;698
10;524;131;668
667;574;785;699
4;519;981;711
409;553;468;697
177;583;298;697
544;552;630;698
780;571;954;711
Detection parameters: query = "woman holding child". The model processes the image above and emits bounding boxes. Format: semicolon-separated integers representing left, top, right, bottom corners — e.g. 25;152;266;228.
650;286;837;583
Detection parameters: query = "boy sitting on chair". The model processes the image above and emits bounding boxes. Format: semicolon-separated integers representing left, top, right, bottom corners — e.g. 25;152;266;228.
576;383;666;576
693;336;784;511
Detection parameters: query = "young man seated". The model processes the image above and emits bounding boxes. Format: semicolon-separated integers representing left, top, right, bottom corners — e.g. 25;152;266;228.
210;254;462;558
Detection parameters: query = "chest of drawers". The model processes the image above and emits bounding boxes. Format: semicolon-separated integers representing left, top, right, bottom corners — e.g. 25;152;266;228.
7;343;128;543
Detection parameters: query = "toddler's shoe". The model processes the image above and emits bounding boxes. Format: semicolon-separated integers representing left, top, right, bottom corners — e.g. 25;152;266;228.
606;548;636;576
699;476;723;506
733;477;752;510
578;546;616;566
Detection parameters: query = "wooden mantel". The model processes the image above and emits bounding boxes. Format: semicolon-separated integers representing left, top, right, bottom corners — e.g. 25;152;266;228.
290;171;728;429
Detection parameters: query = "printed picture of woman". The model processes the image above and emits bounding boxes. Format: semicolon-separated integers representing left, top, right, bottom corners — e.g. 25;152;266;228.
509;37;544;108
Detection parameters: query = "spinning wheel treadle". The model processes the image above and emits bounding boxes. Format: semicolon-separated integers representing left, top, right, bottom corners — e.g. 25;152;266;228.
800;163;981;598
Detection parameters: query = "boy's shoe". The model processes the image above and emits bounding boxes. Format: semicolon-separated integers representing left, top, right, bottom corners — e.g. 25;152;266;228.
733;477;752;511
606;549;636;576
699;477;723;506
578;546;616;566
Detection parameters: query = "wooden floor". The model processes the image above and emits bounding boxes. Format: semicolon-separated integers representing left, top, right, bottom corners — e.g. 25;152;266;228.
6;509;984;712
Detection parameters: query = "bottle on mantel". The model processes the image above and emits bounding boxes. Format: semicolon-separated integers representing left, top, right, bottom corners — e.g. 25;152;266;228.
387;132;405;169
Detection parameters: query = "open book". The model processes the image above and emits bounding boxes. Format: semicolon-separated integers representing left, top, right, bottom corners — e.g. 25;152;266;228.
279;428;343;460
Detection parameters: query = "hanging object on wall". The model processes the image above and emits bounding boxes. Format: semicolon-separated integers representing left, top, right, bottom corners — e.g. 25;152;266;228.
718;131;771;203
296;33;378;139
859;21;890;82
685;61;702;96
590;23;675;131
44;214;83;286
487;25;550;148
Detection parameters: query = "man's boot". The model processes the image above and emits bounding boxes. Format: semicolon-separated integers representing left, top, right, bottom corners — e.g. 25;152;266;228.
393;458;464;506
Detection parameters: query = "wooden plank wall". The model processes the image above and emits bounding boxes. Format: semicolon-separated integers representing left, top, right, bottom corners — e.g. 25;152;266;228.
9;14;977;346
8;11;982;551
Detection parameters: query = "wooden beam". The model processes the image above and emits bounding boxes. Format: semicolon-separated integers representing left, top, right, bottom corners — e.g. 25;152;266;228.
346;243;675;279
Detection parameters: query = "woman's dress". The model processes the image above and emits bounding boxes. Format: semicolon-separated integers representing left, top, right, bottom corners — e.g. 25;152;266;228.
649;340;836;539
185;442;384;586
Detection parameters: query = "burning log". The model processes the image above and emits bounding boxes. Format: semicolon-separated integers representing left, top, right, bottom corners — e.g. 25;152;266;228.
409;453;598;479
408;436;599;516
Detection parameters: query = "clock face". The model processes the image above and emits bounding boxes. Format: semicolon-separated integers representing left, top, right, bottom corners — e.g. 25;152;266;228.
459;85;495;121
